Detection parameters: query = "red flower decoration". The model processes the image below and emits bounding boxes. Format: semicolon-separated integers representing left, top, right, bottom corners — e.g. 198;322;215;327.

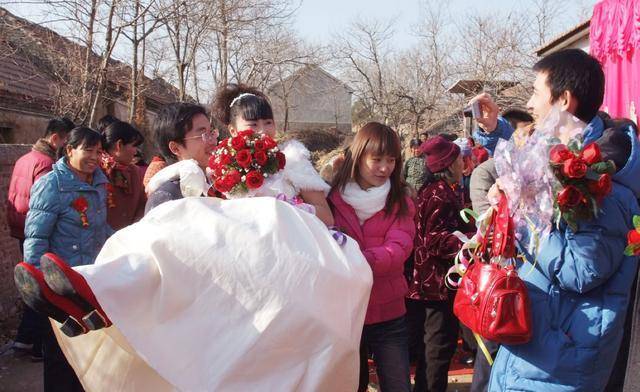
226;170;242;187
214;177;232;193
549;144;574;165
253;139;266;151
588;173;612;199
276;151;286;170
245;170;264;189
580;143;602;166
254;151;268;166
237;129;254;138
231;135;247;150
236;149;253;168
263;136;277;150
105;183;116;208
557;185;583;209
562;157;587;178
71;196;89;227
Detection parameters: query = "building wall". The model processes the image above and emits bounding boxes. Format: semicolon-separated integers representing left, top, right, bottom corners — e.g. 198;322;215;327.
0;144;32;335
0;108;51;144
269;70;352;132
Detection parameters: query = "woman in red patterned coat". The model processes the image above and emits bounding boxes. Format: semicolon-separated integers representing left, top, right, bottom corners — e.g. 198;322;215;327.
406;136;475;392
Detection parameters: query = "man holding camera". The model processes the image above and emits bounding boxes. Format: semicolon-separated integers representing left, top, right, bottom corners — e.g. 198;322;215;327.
467;48;639;391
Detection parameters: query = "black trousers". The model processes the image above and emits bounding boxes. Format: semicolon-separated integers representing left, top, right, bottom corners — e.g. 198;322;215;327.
409;295;458;392
42;323;84;392
469;338;500;392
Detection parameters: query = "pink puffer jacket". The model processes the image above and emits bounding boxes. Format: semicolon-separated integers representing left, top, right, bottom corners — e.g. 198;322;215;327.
329;191;416;325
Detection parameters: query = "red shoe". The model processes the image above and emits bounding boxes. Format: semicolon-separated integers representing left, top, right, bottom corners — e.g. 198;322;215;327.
14;262;88;337
40;253;112;330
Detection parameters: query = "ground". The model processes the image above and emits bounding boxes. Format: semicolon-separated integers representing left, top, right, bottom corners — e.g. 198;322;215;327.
0;340;471;391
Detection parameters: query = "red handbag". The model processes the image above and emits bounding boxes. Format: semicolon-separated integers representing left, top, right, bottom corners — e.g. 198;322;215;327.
453;194;532;345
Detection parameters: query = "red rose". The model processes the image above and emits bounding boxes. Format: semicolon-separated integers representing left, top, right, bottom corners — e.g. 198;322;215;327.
557;185;583;208
208;155;217;170
236;149;252;168
562;157;587;178
588;173;612;198
214;176;232;193
245;170;264;189
231;135;246;150
218;139;229;148
580;143;602;166
263;136;277;150
226;169;242;187
276;151;286;170
254;151;268;166
253;139;266;151
628;229;640;245
219;153;232;166
549;144;574;165
238;129;254;138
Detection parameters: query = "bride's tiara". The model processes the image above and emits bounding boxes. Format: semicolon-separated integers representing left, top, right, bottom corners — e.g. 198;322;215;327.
230;93;257;108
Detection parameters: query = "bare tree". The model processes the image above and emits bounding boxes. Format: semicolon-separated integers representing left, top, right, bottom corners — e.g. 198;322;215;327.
333;17;398;124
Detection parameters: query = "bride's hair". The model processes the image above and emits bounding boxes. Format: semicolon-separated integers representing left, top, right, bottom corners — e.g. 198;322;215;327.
331;122;409;215
211;84;273;128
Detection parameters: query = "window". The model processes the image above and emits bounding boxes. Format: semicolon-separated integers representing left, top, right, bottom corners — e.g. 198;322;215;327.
0;126;14;144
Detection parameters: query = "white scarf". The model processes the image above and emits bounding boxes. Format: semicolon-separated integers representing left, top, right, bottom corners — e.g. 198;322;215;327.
341;180;390;225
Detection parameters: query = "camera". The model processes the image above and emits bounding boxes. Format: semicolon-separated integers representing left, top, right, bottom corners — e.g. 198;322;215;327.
463;100;482;119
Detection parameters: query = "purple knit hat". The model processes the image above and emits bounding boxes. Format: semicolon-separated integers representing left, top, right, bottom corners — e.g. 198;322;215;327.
420;135;461;173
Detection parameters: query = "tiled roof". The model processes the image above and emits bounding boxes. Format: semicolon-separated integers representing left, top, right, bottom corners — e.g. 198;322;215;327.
0;7;181;111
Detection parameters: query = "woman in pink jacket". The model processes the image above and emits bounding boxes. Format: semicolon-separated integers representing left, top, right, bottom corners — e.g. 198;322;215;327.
329;122;416;392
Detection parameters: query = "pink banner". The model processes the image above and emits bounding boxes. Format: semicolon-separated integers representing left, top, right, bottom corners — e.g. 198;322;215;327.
590;0;640;124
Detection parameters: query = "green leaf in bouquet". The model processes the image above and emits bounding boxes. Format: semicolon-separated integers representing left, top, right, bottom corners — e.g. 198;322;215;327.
633;215;640;229
567;138;582;152
624;243;640;256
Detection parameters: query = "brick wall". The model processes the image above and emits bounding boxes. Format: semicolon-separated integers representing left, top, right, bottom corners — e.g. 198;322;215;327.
0;144;31;338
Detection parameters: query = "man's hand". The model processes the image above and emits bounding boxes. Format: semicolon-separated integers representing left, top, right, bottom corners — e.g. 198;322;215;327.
469;93;499;133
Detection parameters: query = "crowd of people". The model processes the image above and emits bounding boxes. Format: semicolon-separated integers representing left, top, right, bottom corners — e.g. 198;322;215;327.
5;48;639;392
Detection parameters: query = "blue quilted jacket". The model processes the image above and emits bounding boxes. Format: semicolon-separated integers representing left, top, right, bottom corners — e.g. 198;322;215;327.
23;157;111;267
488;119;640;391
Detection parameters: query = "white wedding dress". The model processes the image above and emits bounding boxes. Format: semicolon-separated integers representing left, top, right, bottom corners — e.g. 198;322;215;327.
53;141;373;392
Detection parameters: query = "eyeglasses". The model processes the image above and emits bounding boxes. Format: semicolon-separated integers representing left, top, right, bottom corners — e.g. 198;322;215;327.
184;130;219;144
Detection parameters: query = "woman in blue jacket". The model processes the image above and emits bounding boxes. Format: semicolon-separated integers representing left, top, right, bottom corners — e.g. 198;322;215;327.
489;122;640;391
18;127;111;392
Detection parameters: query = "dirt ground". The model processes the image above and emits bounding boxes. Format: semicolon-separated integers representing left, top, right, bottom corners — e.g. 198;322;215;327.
0;341;470;392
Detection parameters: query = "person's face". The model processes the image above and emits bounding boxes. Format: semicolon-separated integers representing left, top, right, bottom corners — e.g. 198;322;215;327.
49;132;69;150
449;154;464;183
170;113;217;168
357;152;396;190
112;141;138;165
420;134;428;142
527;72;555;125
67;143;103;177
231;116;276;138
412;147;421;157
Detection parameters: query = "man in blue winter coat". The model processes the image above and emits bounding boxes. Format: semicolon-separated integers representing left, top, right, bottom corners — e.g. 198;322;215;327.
470;49;640;391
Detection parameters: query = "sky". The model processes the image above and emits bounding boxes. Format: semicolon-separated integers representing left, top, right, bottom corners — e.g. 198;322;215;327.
293;0;598;49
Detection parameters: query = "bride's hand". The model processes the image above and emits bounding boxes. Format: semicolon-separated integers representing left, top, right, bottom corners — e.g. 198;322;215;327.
487;180;503;206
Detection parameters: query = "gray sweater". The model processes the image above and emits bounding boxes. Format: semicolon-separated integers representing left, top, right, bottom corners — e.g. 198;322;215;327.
469;158;497;215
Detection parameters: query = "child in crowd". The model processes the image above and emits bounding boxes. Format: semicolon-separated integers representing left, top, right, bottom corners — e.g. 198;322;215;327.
329;122;416;392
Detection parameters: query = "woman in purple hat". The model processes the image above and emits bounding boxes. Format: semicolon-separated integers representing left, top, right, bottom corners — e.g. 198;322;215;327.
406;136;475;392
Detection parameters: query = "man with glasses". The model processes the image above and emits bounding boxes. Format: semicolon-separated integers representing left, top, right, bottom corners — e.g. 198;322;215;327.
145;103;218;213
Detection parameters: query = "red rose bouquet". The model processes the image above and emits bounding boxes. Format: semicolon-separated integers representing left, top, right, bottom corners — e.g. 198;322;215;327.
549;141;616;230
208;129;286;197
